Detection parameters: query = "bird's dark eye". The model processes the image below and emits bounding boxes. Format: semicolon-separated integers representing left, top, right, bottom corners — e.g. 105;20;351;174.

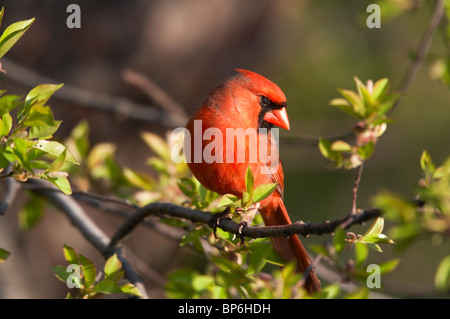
261;96;270;107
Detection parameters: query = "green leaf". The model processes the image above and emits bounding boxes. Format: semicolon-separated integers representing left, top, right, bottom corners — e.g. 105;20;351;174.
48;147;67;172
12;137;34;172
337;88;365;118
199;184;219;206
357;141;375;160
372;78;389;100
177;177;199;197
66;120;90;160
26;105;62;139
0;17;35;59
141;131;170;161
252;183;277;203
345;287;369;299
104;254;123;281
372;191;417;223
245;166;254;197
24;83;63;108
333;227;346;254
435;255;450;292
53;265;70;283
420;150;435;175
379;258;400;275
63;245;79;265
94;279;122;294
146;157;169;175
0;7;4;29
43;175;72;195
240;190;249;207
248;240;284;273
329;98;360;119
363;217;384;238
165;268;200;299
319;283;342;299
19;84;63;123
354;77;373;107
331;140;352;152
18;193;46;230
217;194;241;208
79;254;96;289
33;140;79;165
123;167;154;190
0;145;15;168
1;112;12;137
0;248;11;263
354;242;369;268
180;227;209;247
192;275;214;292
318;137;342;167
358;217;395;252
0;94;21;115
120;283;143;297
376;93;401;116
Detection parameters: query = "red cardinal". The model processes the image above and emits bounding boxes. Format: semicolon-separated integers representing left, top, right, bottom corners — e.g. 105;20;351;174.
185;69;320;293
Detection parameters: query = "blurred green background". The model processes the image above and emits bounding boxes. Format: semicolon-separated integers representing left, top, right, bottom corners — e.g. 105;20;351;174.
0;0;449;298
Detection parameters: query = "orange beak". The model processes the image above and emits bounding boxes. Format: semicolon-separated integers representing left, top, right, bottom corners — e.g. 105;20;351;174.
263;107;290;130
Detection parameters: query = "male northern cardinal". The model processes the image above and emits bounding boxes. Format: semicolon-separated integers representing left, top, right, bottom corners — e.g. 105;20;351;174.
185;69;320;293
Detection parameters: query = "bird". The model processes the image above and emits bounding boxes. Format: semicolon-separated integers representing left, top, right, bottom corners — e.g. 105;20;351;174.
184;68;321;294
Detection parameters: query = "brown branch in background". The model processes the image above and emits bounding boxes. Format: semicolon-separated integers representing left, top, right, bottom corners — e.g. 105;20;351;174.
0;58;185;128
391;0;445;112
0;177;20;215
122;69;188;123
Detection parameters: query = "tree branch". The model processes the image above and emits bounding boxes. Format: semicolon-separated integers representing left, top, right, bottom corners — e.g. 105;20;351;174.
391;0;445;112
0;177;20;216
284;0;446;145
1;58;185;128
26;178;149;299
351;160;364;215
108;200;383;251
121;69;188;123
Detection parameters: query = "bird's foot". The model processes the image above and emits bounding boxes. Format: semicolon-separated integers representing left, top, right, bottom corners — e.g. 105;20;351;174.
209;207;231;239
233;203;261;246
234;221;248;246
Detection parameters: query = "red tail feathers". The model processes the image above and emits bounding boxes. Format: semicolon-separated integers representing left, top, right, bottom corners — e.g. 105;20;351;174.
260;197;321;294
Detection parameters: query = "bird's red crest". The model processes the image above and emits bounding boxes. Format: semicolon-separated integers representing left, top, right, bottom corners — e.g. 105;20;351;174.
234;68;286;106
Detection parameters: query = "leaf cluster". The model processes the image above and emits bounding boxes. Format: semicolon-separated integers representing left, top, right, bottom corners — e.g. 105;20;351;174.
372;151;450;292
319;77;400;169
53;245;142;299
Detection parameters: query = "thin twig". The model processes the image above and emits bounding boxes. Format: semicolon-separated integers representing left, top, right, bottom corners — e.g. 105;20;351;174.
351;160;364;215
284;0;446;146
391;0;446;112
122;69;188;122
299;254;323;290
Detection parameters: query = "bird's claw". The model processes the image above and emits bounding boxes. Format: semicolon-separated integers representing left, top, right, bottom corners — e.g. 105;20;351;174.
235;221;248;246
210;208;231;239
